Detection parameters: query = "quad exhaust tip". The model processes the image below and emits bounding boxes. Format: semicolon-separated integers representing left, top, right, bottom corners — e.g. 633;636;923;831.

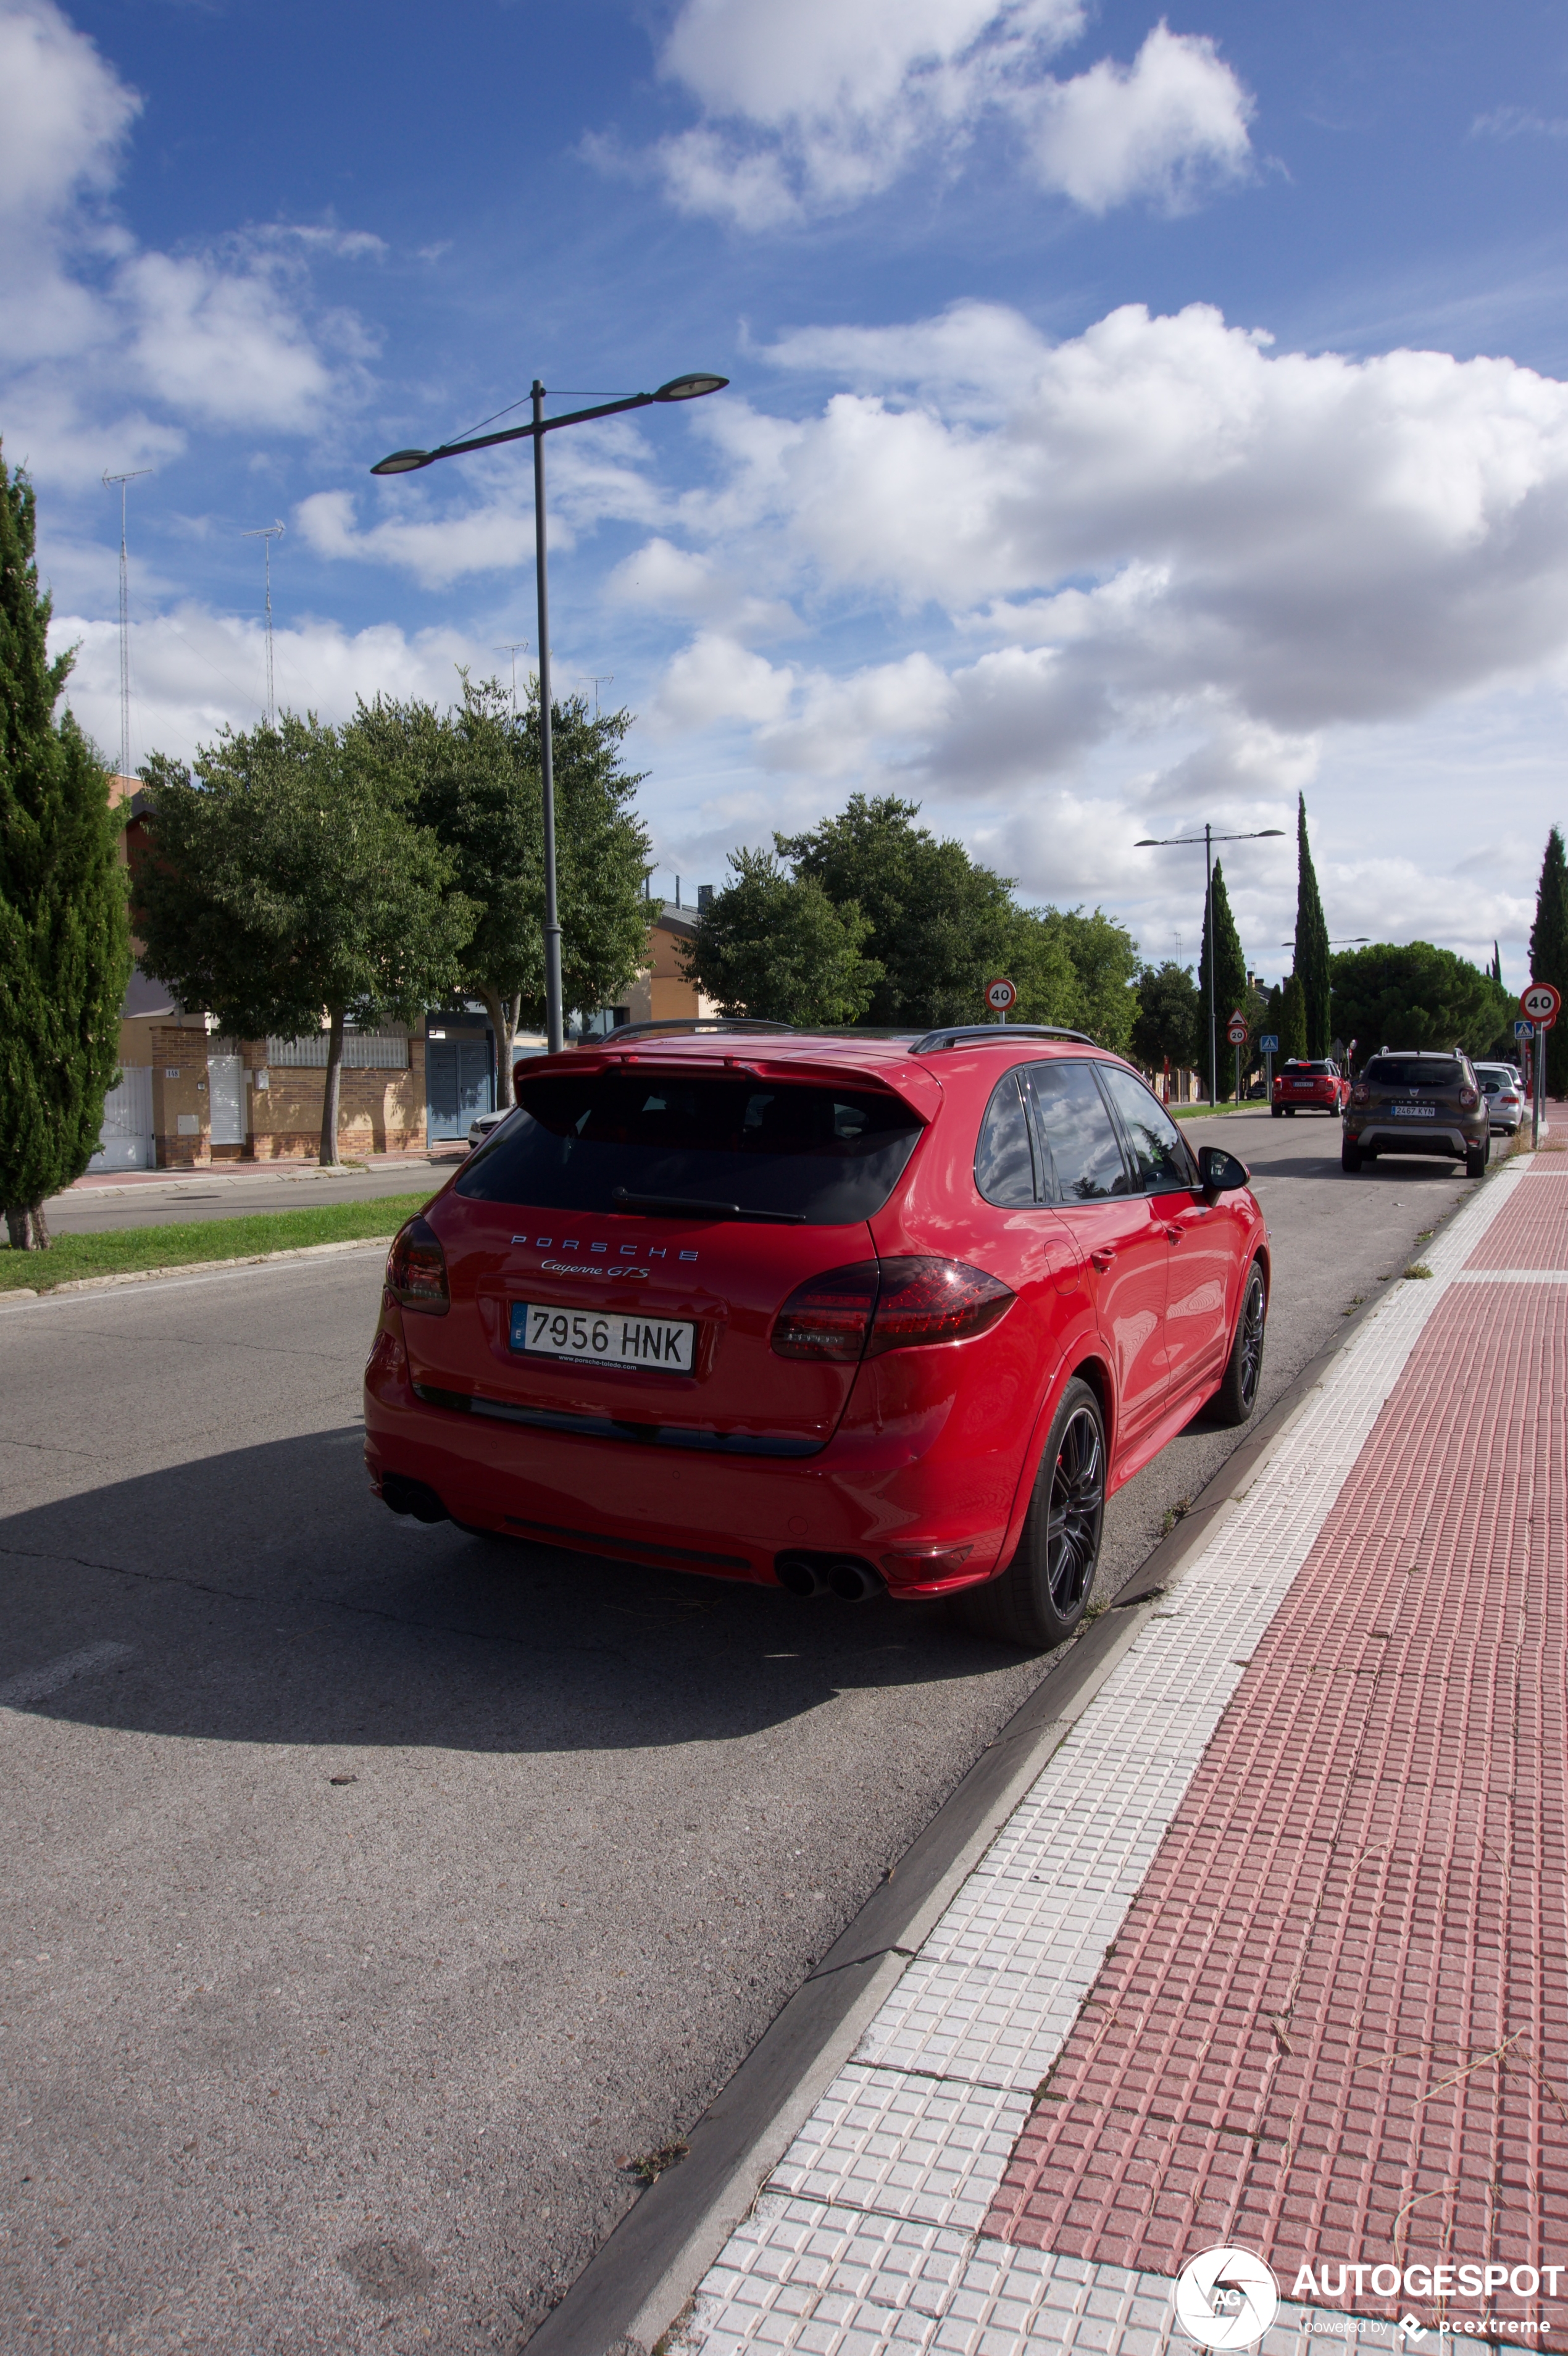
775;1551;886;1602
381;1473;449;1525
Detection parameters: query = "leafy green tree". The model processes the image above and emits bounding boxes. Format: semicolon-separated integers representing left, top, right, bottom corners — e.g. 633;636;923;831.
1530;825;1568;1095
684;848;881;1022
1328;942;1514;1063
1278;973;1308;1061
1036;906;1140;1051
1131;961;1199;1075
0;448;131;1249
777;794;1017;1026
999;905;1080;1029
134;714;475;1164
1197;859;1249;1098
1293;795;1332;1058
351;679;651;1101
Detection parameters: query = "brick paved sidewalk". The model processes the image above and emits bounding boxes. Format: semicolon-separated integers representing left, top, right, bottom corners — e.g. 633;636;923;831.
672;1153;1567;2356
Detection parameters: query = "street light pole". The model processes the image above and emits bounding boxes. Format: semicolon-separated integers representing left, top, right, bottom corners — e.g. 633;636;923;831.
371;370;728;1056
530;382;564;1051
1135;822;1287;1108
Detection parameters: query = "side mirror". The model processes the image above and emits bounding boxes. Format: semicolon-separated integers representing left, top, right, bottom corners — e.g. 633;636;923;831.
1198;1145;1250;1198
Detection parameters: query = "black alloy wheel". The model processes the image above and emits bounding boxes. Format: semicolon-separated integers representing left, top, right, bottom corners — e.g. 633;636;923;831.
1214;1259;1267;1426
954;1376;1106;1650
1046;1404;1104;1617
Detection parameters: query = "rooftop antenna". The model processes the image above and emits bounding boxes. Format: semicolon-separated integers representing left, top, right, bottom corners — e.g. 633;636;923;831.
241;520;285;722
102;469;151;783
494;641;530;715
578;671;613;716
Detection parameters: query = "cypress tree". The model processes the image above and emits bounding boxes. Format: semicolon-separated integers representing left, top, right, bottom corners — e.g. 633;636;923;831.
1529;825;1568;1097
1197;858;1249;1098
1294;793;1332;1058
0;448;130;1248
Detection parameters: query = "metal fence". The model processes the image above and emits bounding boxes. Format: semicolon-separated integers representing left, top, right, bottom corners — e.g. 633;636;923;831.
264;1030;411;1069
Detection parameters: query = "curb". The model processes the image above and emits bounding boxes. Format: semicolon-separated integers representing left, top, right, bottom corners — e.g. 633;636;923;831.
0;1233;396;1305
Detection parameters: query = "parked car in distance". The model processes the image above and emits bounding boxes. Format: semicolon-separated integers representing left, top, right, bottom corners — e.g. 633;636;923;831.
1474;1062;1525;1135
1272;1058;1349;1116
466;1109;511;1151
1341;1049;1490;1177
365;1022;1271;1650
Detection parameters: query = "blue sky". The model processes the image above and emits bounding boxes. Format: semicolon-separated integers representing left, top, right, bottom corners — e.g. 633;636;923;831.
7;0;1568;989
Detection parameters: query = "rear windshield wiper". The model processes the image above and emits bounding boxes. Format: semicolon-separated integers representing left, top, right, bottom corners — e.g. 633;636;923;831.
611;1187;806;1225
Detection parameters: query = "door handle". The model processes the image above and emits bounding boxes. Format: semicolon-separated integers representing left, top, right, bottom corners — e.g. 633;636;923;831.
1090;1248;1116;1271
1166;1226;1183;1243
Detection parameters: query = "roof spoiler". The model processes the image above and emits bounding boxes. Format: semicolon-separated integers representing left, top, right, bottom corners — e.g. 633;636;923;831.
911;1023;1098;1053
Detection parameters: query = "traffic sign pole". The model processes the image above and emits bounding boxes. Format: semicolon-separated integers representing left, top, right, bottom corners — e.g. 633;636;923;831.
1521;985;1561;1149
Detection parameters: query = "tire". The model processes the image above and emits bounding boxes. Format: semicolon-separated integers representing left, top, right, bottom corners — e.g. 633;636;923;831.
1270;1106;1282;1119
955;1377;1105;1650
1466;1138;1488;1179
1212;1258;1267;1427
1342;1140;1362;1172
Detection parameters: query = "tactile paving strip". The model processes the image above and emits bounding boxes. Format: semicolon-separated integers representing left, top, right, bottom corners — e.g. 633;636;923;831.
1466;1168;1568;1266
673;1162;1542;2354
987;1279;1568;2348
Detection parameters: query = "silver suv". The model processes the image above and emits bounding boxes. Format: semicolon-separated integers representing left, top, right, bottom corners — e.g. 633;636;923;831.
1342;1050;1490;1177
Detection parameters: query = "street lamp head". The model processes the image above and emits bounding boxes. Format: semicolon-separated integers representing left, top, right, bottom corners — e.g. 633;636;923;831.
1256;829;1286;837
653;373;729;402
1134;837;1162;847
370;448;435;475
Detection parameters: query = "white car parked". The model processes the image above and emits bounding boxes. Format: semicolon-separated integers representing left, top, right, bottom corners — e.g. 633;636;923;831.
1475;1062;1525;1135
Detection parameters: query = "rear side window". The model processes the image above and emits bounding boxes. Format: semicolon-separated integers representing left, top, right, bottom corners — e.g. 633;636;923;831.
1366;1059;1463;1090
975;1069;1038;1206
455;1071;924;1224
1028;1063;1132;1203
1098;1065;1198;1193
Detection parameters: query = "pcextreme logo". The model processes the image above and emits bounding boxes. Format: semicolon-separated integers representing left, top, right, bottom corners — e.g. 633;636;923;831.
1174;2247;1280;2349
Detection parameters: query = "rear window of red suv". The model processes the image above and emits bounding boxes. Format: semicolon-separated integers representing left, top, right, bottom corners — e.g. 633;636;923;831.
454;1071;924;1224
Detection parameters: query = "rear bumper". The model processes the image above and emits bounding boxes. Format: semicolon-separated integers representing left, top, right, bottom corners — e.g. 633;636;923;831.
364;1332;1016;1599
1345;1119;1474;1156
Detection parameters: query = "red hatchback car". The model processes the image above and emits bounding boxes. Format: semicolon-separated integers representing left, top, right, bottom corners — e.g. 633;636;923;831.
1271;1058;1349;1116
364;1023;1270;1648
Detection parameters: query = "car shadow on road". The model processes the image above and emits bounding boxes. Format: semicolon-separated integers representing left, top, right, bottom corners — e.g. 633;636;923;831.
0;1426;1027;1754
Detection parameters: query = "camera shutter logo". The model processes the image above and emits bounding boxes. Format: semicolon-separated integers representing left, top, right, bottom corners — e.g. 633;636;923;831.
1174;2245;1280;2349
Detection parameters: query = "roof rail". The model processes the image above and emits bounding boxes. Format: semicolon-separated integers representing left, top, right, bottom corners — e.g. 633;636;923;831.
910;1023;1099;1055
573;1016;796;1045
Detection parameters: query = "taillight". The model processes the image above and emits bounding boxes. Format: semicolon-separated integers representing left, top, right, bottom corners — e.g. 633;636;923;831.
772;1258;1014;1362
1351;1083;1370;1106
1458;1086;1478;1109
770;1263;879;1360
386;1214;449;1314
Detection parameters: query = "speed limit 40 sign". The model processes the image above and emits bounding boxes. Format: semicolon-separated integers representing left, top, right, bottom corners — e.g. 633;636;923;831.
985;977;1017;1015
1522;982;1561;1029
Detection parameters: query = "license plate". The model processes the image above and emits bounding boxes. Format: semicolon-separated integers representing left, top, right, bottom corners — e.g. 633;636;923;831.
511;1301;694;1371
1390;1103;1435;1119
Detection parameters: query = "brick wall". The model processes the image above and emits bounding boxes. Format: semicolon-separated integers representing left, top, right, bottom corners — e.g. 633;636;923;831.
244;1039;427;1158
149;1027;211;1167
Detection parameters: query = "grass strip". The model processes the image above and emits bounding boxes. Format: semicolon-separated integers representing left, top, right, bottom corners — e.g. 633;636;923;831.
0;1192;435;1292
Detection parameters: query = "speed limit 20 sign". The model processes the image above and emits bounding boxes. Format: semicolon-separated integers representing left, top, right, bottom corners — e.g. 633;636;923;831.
1226;1012;1249;1045
1522;982;1562;1029
985;977;1017;1015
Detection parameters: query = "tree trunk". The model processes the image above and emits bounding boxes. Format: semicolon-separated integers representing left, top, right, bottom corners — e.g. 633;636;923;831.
480;987;517;1107
27;1200;50;1249
319;1007;346;1166
6;1208;29;1251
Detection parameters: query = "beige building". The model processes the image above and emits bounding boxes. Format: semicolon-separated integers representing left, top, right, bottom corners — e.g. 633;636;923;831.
93;811;715;1168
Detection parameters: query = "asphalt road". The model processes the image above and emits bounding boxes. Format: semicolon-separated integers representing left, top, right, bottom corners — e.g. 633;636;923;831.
0;1114;1493;2353
46;1156;462;1234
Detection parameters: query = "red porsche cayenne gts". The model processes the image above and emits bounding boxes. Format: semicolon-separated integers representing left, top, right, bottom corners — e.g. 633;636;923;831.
364;1022;1270;1648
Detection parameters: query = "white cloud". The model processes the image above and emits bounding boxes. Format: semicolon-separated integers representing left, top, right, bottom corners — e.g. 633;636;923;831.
0;0;377;482
0;0;136;226
1015;22;1253;213
632;0;1251;226
53;606;492;771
